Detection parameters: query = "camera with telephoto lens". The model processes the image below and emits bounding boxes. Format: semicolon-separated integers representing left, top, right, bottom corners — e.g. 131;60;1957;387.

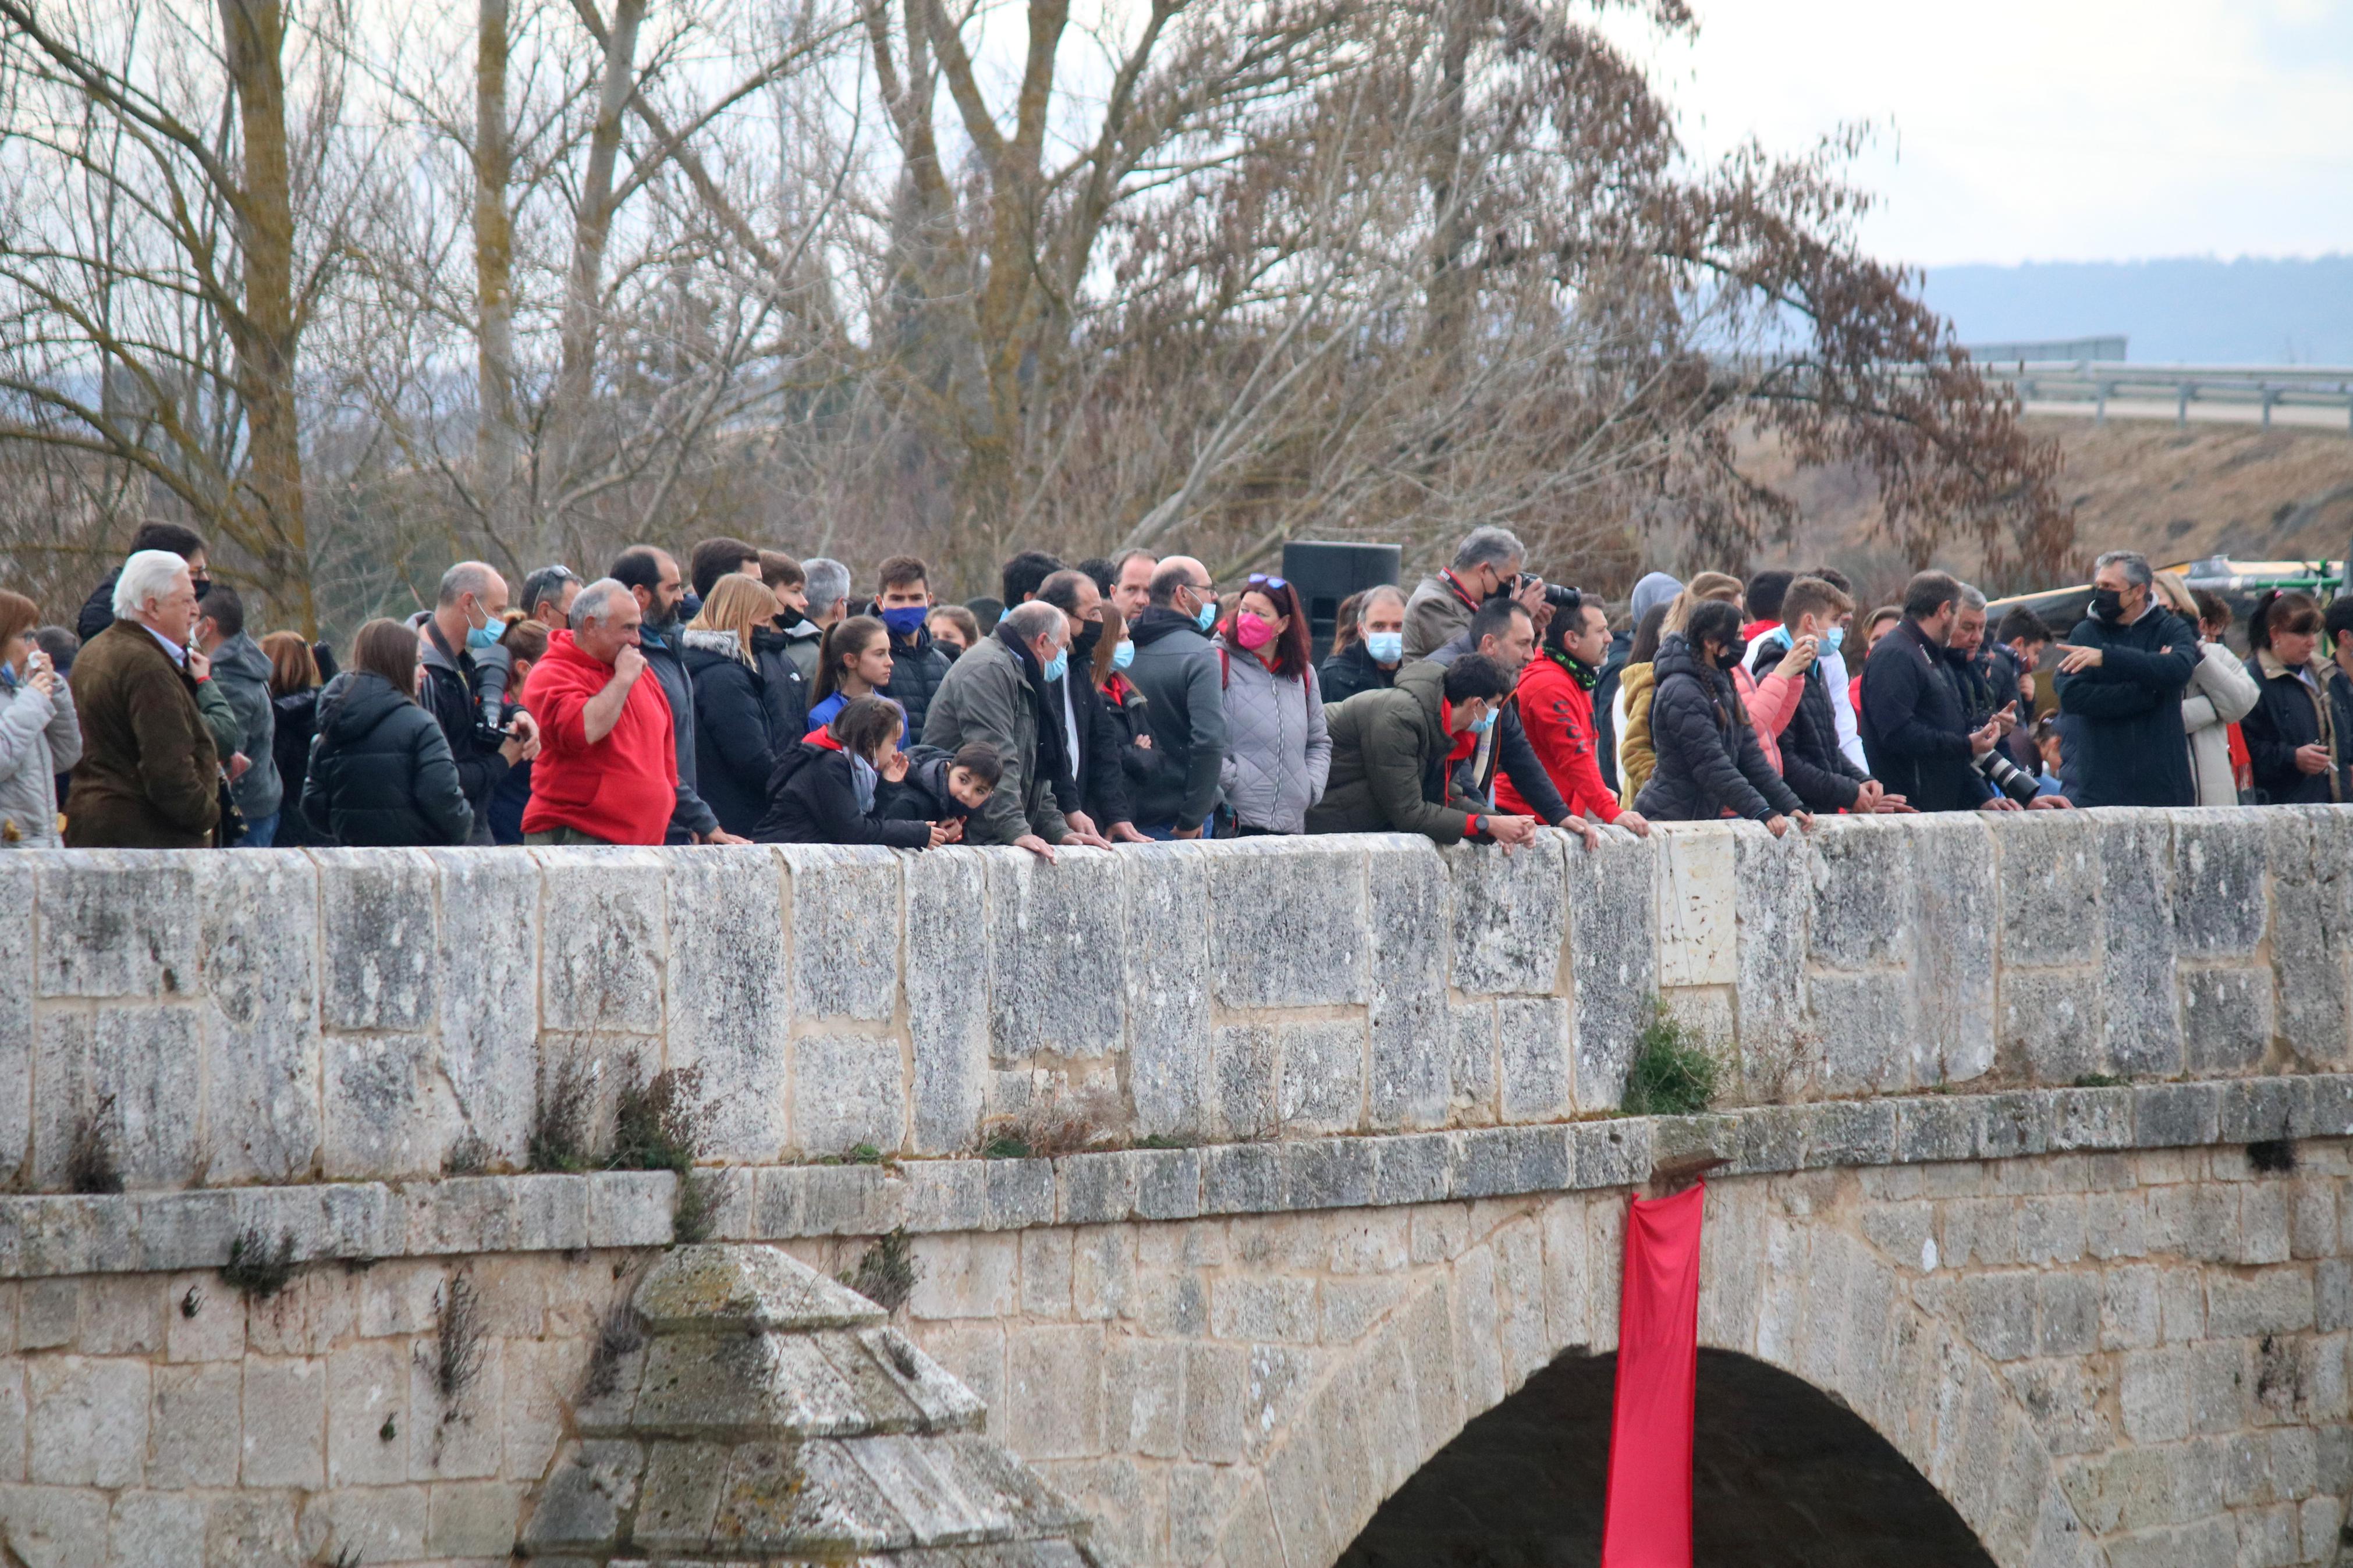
1977;746;2039;805
1541;583;1582;614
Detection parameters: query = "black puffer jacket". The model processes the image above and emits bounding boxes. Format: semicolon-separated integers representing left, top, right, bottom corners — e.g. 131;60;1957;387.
879;628;954;742
270;687;323;847
876;744;979;824
1632;635;1804;823
753;738;933;848
748;621;811;749
1859;618;1992;812
680;630;776;837
1778;666;1869;812
300;673;474;846
2241;649;2340;805
1316;641;1396;706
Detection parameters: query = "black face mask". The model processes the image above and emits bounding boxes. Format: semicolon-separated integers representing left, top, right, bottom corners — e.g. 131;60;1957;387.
1071;620;1103;660
2090;587;2125;624
191;575;212;601
1717;637;1748;670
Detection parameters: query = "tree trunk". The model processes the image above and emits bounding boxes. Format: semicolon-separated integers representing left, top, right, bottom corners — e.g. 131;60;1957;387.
549;0;647;557
474;0;518;539
217;0;315;635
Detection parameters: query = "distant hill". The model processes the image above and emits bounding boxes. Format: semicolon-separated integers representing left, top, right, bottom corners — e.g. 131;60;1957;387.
1920;256;2353;366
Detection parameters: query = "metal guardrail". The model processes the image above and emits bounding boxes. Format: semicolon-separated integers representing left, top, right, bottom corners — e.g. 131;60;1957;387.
1966;360;2353;432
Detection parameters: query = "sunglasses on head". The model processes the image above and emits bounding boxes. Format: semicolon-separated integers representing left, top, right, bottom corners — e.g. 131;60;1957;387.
1246;574;1288;592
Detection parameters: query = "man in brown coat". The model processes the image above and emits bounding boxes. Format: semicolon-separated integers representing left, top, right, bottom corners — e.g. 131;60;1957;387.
65;549;221;847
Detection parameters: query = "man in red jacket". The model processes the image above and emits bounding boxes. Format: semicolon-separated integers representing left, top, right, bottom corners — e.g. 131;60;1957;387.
520;578;679;845
1498;596;1652;836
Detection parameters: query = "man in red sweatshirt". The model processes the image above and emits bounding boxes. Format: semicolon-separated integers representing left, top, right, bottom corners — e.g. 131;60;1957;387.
1499;596;1651;836
520;578;679;845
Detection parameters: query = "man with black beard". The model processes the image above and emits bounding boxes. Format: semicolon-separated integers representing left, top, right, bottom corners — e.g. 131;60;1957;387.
609;545;747;844
2053;549;2199;808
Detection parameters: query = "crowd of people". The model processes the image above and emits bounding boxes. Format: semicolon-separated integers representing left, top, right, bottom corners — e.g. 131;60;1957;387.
5;520;2347;858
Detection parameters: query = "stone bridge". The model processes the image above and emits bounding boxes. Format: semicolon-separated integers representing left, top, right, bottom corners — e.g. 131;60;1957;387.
0;809;2348;1565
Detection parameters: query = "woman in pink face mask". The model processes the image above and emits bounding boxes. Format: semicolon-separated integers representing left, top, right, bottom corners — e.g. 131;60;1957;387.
1213;574;1331;835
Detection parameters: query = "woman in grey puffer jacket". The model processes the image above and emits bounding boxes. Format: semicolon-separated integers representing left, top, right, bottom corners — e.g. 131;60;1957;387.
1215;577;1330;834
0;593;82;847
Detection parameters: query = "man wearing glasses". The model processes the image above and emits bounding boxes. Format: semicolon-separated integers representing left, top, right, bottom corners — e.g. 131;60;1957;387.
521;564;584;630
1124;556;1227;839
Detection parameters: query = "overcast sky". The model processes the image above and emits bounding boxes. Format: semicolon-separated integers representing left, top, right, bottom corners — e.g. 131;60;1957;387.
1596;0;2353;268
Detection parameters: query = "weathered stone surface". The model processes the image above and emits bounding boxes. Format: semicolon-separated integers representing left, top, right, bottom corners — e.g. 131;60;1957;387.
1496;998;1570;1123
2169;809;2270;957
195;851;322;1185
661;846;790;1162
312;847;439;1032
0;856;28;1178
2095;810;2181;1077
1565;827;1655;1112
781;845;901;1024
1654;823;1737;987
1995;810;2102;968
1212;1026;1275;1142
1211;838;1370;1007
1911;813;1998;1085
1808;814;1912;972
2001;970;2102;1086
1365;836;1449;1132
35;851;199;999
322;1033;454;1180
412;852;540;1177
1809;973;1916;1097
906;848;992;1153
2180;964;2272;1075
33;1007;202;1190
1121;845;1211;1138
2266;808;2352;1068
1733;822;1811;1050
1277;1021;1365;1135
792;1034;906;1158
534;845;667;1036
1445;832;1567;997
988;849;1122;1058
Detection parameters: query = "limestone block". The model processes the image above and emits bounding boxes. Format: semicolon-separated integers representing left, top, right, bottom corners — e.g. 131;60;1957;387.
33;1006;202;1190
792;1033;906;1157
1909;813;1997;1085
0;858;32;1176
752;1164;895;1238
1733;821;1810;1050
1002;1325;1105;1460
2093;810;2181;1076
35;850;199;998
587;1171;677;1249
534;846;667;1034
306;1485;429;1564
137;1192;239;1274
983;1158;1055;1229
149;1362;242;1488
1455;1126;1570;1198
1807;973;1915;1096
905;848;990;1154
323;1033;456;1179
2179;963;2271;1075
1198;1143;1279;1215
1565;827;1655;1112
903;1160;986;1232
2132;1081;2219;1147
428;1480;526;1557
1496;997;1570;1123
1211;838;1370;1006
1573;1119;1650;1190
1131;1150;1200;1221
1993;809;2101;968
110;1489;205;1565
196;852;321;1184
1362;835;1449;1131
2001;970;2102;1085
327;1339;410;1487
1280;1139;1375;1213
1277;1019;1366;1135
29;1356;148;1486
1119;844;1212;1137
1807;815;1912;971
309;848;439;1032
1654;823;1738;987
1212;1025;1275;1141
656;847;790;1162
425;848;541;1167
780;845;901;1024
1445;831;1567;997
986;848;1122;1058
520;1439;645;1550
2169;808;2270;956
1448;1004;1498;1124
1056;1153;1135;1228
2265;808;2352;1068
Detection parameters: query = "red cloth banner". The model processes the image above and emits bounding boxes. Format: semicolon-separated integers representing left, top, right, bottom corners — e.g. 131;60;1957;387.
1599;1181;1706;1567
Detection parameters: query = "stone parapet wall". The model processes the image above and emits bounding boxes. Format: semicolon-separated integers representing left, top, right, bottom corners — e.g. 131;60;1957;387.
4;806;2349;1193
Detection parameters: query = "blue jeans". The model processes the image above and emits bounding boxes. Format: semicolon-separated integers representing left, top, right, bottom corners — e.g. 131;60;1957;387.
239;810;279;848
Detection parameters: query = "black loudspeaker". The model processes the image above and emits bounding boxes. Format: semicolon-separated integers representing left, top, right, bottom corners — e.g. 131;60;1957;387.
1282;541;1404;663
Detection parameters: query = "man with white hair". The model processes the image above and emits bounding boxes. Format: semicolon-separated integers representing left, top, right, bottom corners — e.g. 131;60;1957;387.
1403;525;1550;659
423;560;539;841
920;598;1109;861
517;578;678;845
63;549;222;846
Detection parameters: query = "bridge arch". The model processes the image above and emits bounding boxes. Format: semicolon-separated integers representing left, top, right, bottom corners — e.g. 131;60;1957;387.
1194;1179;2099;1568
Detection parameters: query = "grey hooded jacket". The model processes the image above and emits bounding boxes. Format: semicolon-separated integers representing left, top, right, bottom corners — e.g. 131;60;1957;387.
1215;641;1330;833
207;631;281;822
0;670;81;846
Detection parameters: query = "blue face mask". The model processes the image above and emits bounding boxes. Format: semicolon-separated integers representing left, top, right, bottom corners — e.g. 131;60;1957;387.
881;605;929;639
1474;705;1499;734
1365;631;1404;665
1112;639;1135;671
1194;596;1218;633
466;611;502;652
1043;649;1069;684
1822;625;1845;653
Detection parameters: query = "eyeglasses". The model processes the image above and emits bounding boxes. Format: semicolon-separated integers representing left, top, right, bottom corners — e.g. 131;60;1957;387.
1246;574;1288;591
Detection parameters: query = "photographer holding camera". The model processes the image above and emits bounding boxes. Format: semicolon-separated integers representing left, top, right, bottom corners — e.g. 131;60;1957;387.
1403;526;1552;660
421;563;541;843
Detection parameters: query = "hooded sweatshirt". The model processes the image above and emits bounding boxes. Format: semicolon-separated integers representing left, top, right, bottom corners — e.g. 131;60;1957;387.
519;631;678;844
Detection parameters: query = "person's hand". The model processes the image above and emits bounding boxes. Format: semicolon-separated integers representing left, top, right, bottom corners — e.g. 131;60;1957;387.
613;645;648;685
926;820;957;847
1014;833;1059;862
1484;814;1539;852
1614;810;1651;838
1872;795;1918;813
186;645;210;681
1065;809;1100;839
2054;643;2103;674
1762;814;1788;838
1566;816;1601;852
1979;796;2023;812
1793;811;1816;833
1774;634;1818;678
1990;709;2018;736
1108;820;1151;844
2027;794;2074;809
2295;742;2331;776
1133;734;1152;749
1512;575;1546;618
22;649;56;696
882;750;910;783
1060;827;1113;849
1968;720;2001;756
2018;669;2038;701
227;751;250;783
498;710;541;764
701;828;751;845
1170;824;1202;840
